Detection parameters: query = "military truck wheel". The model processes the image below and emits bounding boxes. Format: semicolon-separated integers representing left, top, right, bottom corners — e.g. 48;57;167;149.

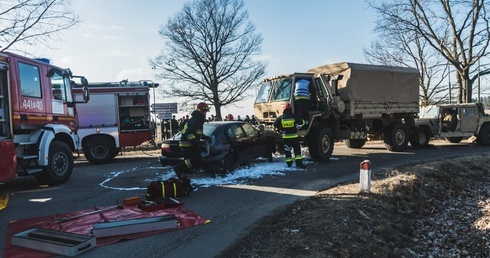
308;127;334;162
345;139;366;149
384;122;409;152
36;141;74;185
446;137;463;143
84;136;115;164
409;128;430;148
477;125;490;146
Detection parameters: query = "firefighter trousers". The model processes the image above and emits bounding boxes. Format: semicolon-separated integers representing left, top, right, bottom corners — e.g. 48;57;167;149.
173;146;202;180
294;98;310;123
283;137;303;168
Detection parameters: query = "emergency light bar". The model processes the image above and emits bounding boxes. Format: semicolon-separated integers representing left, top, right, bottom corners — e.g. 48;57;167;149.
74;80;159;88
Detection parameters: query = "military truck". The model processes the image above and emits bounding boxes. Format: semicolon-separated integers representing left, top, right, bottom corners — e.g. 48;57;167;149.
412;103;490;147
253;62;420;161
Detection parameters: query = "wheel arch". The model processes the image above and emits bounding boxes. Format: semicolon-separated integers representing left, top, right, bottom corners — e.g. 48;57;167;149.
82;133;116;150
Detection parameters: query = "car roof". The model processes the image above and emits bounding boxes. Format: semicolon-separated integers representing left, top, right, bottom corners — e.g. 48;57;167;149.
205;121;246;126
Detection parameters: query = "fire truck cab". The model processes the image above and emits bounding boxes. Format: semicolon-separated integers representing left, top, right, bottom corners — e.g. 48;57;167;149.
0;52;88;185
73;80;158;164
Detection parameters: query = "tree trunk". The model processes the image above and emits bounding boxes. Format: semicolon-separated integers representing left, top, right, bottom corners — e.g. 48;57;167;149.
214;103;223;121
457;74;463;104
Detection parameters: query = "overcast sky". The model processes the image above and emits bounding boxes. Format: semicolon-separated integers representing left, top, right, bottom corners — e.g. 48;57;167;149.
39;0;377;118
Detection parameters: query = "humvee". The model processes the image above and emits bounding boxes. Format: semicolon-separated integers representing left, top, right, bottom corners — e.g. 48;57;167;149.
412;103;490;147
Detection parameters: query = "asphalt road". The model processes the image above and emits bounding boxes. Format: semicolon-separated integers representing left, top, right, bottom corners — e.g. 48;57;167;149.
1;141;489;257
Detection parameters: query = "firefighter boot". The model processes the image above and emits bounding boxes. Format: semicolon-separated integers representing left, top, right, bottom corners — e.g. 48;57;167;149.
182;179;194;193
296;160;306;169
173;163;186;180
286;161;293;168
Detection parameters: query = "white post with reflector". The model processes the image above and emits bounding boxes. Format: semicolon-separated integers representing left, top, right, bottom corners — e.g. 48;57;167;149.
359;160;372;194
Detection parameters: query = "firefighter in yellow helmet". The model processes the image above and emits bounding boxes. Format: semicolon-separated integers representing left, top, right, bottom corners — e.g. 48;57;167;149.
273;103;306;168
173;102;211;192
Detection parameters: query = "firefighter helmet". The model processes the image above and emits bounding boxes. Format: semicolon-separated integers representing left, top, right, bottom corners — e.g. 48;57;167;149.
283;103;292;110
196;102;210;113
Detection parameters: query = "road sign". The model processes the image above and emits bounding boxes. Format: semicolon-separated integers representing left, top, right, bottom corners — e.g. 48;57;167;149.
157;113;173;120
151;103;177;109
153;109;175;114
151;102;178;113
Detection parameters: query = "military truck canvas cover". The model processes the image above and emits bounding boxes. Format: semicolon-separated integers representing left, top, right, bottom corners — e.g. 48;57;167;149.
308;62;419;104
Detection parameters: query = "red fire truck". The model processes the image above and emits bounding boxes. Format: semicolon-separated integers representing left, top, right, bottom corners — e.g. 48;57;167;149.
72;80;158;164
0;52;88;185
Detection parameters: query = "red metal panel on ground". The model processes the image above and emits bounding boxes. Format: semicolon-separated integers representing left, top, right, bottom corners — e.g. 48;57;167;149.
119;131;152;147
4;204;209;258
0;140;17;182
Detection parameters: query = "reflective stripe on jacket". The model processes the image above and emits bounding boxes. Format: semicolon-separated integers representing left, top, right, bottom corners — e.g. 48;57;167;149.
179;110;205;148
294;79;310;100
273;108;303;139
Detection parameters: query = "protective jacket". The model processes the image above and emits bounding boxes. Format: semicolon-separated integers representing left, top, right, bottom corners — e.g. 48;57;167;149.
179;110;206;148
273;108;304;139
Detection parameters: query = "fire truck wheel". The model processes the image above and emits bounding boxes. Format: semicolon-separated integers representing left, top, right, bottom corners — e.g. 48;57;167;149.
36;141;74;185
84;136;115;164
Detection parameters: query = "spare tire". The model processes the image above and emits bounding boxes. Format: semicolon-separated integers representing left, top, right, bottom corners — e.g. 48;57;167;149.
345;139;366;149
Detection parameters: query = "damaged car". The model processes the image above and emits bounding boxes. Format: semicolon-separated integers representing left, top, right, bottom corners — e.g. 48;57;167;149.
159;121;276;174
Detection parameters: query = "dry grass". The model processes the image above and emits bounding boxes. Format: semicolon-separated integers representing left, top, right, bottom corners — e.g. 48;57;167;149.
218;155;490;257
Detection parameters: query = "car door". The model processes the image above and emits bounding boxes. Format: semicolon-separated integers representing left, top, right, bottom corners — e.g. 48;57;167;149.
241;122;266;160
228;123;253;163
460;106;479;133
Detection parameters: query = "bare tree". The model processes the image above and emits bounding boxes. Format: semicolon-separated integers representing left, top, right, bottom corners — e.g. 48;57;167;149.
149;0;266;120
0;0;80;53
367;0;490;103
364;5;449;106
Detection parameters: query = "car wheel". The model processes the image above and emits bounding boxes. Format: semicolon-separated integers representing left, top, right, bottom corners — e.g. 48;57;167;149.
221;153;237;175
36;141;73;185
384;122;409;152
345;139;366;149
477;125;490;146
446;137;463;143
84;136;115;164
266;143;274;162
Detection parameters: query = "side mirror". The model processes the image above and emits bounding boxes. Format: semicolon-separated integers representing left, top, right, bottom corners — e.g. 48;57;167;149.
80;77;88;87
71;76;90;103
47;67;62;78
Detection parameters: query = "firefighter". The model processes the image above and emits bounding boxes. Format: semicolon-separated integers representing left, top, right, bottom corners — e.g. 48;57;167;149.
173;102;211;192
294;78;314;125
273;103;306;168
